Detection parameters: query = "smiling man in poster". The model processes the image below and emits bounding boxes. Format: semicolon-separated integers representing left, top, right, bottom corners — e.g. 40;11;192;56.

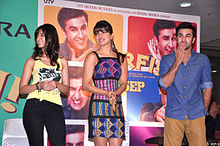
148;19;177;60
57;8;96;120
57;8;97;62
139;19;177;122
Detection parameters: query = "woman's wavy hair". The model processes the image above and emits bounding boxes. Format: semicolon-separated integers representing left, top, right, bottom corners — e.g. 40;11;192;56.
32;24;60;70
93;20;126;63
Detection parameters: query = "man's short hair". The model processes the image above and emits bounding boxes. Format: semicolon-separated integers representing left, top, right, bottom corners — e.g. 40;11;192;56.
57;8;88;29
176;22;197;38
153;19;176;40
66;125;84;134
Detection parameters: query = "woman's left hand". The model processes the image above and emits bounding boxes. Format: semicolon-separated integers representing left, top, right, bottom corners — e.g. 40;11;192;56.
108;91;116;111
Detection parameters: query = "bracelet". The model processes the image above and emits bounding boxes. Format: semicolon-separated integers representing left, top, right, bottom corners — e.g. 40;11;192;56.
35;82;41;92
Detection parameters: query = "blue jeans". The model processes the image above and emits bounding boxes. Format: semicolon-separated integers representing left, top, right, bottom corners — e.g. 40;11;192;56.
23;98;66;146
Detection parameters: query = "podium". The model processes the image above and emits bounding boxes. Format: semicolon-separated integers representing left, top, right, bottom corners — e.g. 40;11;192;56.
2;119;47;146
2;119;29;146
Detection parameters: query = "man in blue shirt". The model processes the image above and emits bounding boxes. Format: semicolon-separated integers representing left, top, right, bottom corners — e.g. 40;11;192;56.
159;22;212;146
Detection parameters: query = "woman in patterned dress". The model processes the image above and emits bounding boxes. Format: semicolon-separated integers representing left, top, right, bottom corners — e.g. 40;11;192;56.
82;20;128;146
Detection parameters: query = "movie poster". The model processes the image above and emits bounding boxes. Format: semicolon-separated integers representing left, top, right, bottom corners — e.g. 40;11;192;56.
38;1;200;146
127;17;197;122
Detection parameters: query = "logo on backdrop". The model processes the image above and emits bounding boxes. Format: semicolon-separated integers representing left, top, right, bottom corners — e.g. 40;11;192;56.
44;0;54;4
0;21;31;38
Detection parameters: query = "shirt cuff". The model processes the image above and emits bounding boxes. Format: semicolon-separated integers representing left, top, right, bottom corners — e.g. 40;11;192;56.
200;82;213;90
159;78;168;90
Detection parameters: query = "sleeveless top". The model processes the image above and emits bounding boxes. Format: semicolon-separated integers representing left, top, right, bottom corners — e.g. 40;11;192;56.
88;52;125;140
27;57;62;105
92;51;122;101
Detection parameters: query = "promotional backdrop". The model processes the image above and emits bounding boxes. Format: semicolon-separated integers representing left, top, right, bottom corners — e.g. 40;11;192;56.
0;0;200;145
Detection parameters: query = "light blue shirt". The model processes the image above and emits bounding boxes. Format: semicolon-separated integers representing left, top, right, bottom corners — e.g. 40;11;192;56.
159;49;213;120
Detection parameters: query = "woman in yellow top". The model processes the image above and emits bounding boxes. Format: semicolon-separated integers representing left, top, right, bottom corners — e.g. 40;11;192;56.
19;24;69;146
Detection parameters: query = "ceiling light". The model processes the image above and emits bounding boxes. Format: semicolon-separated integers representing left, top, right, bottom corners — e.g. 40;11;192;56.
179;2;192;8
212;70;217;73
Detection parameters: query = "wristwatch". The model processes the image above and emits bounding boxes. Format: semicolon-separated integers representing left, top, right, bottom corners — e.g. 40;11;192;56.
35;82;41;92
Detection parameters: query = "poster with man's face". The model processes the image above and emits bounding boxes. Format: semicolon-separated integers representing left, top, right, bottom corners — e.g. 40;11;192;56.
43;5;123;120
127;16;197;122
66;125;85;146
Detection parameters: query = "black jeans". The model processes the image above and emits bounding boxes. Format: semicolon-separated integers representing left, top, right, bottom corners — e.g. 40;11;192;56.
23;99;66;146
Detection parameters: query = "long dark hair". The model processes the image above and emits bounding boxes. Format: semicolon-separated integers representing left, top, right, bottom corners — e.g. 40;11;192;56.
32;24;60;70
93;20;126;63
